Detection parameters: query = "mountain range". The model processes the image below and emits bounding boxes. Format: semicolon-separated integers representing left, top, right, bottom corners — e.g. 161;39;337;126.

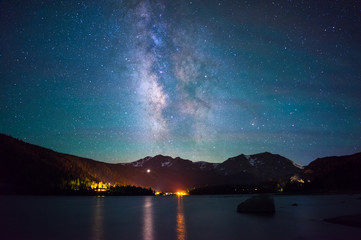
0;133;360;193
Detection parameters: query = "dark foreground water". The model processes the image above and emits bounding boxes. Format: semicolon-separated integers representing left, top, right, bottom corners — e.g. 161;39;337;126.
1;194;361;240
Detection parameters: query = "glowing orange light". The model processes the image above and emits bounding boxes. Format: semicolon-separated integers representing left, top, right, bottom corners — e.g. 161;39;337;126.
176;191;188;196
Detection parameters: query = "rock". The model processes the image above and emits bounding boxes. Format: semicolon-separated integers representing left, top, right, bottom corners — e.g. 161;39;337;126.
291;203;298;206
237;195;275;215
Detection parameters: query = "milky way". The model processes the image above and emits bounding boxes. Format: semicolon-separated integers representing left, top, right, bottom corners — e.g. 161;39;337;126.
0;0;360;165
129;1;219;148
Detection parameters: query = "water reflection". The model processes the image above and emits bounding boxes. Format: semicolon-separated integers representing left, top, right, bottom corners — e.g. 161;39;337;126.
92;196;104;240
143;196;154;240
177;196;187;240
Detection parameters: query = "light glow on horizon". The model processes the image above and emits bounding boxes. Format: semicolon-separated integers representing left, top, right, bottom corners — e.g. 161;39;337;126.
176;191;188;196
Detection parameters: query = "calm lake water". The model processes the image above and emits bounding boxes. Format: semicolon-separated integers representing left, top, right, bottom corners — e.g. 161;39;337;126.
1;194;361;240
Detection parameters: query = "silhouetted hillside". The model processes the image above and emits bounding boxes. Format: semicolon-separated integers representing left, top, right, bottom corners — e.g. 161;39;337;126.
0;134;135;193
0;134;303;193
301;152;361;192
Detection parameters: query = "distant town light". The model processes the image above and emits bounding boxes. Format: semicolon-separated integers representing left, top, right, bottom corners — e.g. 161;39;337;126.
147;169;151;173
176;191;188;196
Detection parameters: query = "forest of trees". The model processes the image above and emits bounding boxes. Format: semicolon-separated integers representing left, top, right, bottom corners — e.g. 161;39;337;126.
59;178;155;196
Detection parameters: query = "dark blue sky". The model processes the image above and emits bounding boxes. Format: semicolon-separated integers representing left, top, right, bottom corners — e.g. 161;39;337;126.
1;0;360;165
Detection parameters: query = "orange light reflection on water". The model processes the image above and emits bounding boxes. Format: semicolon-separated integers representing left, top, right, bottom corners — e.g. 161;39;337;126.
176;196;187;240
143;196;154;240
92;196;104;240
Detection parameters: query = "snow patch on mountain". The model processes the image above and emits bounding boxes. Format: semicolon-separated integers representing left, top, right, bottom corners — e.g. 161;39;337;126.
132;156;151;167
213;163;220;168
249;157;257;166
161;161;172;167
132;161;143;167
292;162;304;169
199;162;207;169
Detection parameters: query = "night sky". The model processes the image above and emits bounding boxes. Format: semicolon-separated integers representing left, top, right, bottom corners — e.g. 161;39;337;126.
1;0;360;165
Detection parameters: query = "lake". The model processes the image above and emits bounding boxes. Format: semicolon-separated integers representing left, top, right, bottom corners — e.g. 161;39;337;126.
1;194;361;240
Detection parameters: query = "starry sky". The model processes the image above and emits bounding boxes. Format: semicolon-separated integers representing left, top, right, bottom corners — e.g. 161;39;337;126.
1;0;360;165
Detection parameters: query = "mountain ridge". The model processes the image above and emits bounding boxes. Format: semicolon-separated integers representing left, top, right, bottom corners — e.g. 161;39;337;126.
1;133;360;193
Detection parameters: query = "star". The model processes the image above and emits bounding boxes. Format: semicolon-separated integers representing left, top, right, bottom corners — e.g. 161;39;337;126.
0;0;360;165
